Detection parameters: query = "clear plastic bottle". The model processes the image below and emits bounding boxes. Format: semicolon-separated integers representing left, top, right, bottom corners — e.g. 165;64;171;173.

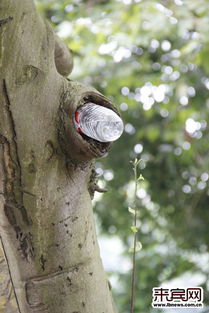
73;103;124;142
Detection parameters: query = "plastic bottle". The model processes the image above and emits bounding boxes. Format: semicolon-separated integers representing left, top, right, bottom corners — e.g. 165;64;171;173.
73;103;124;142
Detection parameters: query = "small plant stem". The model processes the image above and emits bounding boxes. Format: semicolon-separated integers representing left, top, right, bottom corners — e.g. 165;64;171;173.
130;164;138;313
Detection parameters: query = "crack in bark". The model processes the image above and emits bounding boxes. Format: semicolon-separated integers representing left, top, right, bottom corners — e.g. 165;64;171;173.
2;80;25;208
0;137;35;260
0;80;34;260
57;215;78;225
21;189;37;197
0;16;13;27
26;259;91;283
39;254;47;271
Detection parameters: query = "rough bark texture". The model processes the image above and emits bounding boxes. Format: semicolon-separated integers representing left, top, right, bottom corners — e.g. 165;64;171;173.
0;240;18;313
0;1;117;313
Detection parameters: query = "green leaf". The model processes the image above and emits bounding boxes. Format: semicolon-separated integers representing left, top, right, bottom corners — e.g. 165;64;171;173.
138;174;144;181
129;241;142;253
131;225;138;233
128;207;135;214
135;241;142;251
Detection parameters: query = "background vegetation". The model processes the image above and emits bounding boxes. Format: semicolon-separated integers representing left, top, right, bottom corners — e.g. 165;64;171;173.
36;0;209;312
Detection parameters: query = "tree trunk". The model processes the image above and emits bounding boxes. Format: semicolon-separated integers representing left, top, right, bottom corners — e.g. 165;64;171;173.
0;1;117;312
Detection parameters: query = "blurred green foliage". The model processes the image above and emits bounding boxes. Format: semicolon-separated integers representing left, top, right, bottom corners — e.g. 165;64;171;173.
36;0;209;312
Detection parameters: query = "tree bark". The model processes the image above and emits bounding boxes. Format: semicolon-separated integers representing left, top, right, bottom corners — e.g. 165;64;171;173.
0;1;117;312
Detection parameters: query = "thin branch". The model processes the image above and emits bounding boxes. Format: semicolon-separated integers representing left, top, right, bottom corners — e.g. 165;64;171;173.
130;162;138;313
